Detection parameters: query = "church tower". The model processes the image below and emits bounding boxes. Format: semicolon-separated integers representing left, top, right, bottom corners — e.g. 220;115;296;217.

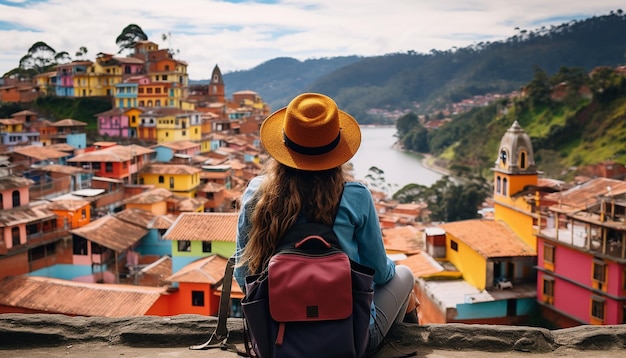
207;64;225;103
492;121;539;249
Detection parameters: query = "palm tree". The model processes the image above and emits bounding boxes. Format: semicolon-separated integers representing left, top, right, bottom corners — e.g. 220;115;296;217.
75;46;88;59
116;24;148;54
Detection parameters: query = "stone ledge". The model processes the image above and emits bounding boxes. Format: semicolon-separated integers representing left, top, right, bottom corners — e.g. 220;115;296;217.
1;314;625;355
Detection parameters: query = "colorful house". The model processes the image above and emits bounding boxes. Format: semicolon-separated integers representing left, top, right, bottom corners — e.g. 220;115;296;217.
55;61;92;97
0;175;71;280
162;212;237;273
164;254;230;316
50;118;88;149
151;140;201;163
536;177;626;327
138;163;201;198
96;108;130;138
67;144;155;184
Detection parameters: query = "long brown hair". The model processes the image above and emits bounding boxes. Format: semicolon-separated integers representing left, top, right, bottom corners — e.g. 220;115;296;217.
240;159;348;274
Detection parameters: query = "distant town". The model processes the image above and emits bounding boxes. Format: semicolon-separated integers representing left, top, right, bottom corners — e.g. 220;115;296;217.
0;40;625;329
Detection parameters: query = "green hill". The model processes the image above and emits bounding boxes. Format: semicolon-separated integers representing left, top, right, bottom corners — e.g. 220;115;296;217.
400;65;626;181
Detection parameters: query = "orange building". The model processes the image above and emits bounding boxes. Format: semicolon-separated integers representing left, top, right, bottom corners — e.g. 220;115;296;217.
47;199;91;229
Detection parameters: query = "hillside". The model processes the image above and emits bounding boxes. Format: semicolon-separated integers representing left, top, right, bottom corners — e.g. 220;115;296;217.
212;10;626;123
401;65;626;181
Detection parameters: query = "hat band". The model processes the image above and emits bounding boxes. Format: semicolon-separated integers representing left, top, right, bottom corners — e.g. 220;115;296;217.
283;130;341;156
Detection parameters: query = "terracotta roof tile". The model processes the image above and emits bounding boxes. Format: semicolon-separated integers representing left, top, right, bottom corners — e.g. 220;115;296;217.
383;225;423;254
144;163;201;175
52;119;87;127
0;176;34;191
14;146;69;160
544;177;626;213
164;212;238;242
0;203;56;227
0;276;166;317
166;254;228;284
396;253;444;278
70;215;148;252
438;220;535;258
116;208;157;228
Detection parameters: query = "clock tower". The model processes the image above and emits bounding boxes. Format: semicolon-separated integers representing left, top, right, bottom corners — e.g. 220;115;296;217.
492;121;539;249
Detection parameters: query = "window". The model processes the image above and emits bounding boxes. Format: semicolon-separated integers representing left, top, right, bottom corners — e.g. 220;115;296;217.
93;162;101;170
170;177;174;189
520;151;527;169
178;240;191;252
450;240;458;252
591;297;605;321
543;277;554;304
11;227;20;247
496;176;501;194
543;244;555;263
192;291;204;306
593;260;606;283
73;237;88;255
81;209;87;219
158;175;164;184
12;190;20;207
502;178;508;196
202;241;212;253
105;162;113;173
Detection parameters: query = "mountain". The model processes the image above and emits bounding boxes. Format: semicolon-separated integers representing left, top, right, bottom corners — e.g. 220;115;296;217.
191;56;362;112
200;10;626;124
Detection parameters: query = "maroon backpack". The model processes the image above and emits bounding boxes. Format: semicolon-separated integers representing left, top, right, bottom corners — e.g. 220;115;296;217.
241;222;375;358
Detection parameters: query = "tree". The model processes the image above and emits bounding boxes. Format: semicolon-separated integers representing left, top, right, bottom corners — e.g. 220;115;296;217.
116;24;148;54
75;46;88;59
19;41;57;74
55;51;72;64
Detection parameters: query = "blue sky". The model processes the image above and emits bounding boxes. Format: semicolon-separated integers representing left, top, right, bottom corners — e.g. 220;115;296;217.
0;0;624;80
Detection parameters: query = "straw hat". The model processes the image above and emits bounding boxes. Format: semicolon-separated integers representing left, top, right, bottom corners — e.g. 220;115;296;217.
260;93;361;171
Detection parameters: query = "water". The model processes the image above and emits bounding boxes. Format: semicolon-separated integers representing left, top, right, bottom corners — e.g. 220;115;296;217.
349;126;443;191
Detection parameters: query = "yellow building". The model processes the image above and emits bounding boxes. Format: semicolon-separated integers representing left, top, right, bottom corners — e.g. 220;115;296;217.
138;163;201;198
34;71;57;96
154;109;202;144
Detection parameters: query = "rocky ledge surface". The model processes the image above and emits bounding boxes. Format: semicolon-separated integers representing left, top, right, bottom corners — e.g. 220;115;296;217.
1;314;625;357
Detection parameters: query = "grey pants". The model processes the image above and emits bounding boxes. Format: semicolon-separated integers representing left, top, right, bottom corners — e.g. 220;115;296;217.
368;265;415;352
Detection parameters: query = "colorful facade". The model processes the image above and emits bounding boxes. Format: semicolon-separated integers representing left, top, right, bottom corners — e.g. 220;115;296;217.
536;178;626;326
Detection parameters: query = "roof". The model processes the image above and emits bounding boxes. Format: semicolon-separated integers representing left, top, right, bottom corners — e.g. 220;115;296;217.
124;187;174;205
543;177;626;213
68;144;154;163
0;275;166;317
115;208;157;228
438;220;536;258
163;212;238;242
14;146;69;160
144;163;201;175
38;164;88;175
70;215;148;252
383;225;423;254
52;119;87;127
152;140;200;151
396;252;444;278
166;254;228;284
46;199;90;211
0;176;34;191
0;203;56;227
148;214;178;230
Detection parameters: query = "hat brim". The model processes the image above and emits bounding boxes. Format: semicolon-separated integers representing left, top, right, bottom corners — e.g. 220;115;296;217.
260;107;361;171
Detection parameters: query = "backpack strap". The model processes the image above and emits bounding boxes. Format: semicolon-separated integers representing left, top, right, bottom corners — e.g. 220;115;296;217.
189;256;248;355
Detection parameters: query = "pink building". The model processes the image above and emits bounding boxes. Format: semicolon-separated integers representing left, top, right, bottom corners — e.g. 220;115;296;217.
96;108;130;138
536;177;626;327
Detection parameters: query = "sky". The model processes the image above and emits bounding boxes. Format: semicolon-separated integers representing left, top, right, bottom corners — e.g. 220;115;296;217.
0;0;624;80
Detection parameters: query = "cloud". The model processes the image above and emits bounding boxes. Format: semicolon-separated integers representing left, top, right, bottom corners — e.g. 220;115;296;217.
0;0;623;80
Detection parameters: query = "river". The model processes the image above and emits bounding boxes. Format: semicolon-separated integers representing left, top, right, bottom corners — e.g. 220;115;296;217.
349;126;443;191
